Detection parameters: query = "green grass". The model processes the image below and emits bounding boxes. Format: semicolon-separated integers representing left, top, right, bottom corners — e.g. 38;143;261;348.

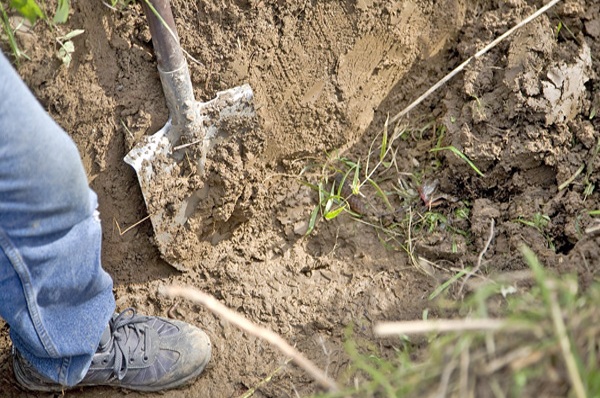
0;0;72;62
309;247;600;397
0;1;29;63
305;120;476;277
514;212;555;250
429;146;485;177
8;0;46;24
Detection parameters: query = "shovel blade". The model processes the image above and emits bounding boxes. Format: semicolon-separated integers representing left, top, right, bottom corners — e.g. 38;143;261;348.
125;84;255;270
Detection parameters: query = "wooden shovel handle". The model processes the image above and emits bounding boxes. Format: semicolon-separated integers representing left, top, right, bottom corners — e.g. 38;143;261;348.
140;0;185;73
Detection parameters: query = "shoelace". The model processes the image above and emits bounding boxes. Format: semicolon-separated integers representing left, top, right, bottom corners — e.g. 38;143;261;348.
108;308;150;380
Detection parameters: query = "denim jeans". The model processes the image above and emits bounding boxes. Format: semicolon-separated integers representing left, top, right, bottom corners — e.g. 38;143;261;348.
0;51;115;386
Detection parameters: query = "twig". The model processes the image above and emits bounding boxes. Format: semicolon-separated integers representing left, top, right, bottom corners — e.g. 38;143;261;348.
584;221;600;234
459;218;495;294
160;285;339;393
113;214;152;236
167;301;180;319
173;139;202;151
482;346;535;375
386;0;562;126
558;164;585;191
465;269;533;291
374;318;511;336
101;1;118;11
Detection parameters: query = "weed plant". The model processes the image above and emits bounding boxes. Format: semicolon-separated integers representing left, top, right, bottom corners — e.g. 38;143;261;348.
307;119;478;274
310;247;600;397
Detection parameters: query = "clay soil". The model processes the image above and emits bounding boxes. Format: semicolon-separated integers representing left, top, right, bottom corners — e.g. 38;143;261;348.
2;0;600;397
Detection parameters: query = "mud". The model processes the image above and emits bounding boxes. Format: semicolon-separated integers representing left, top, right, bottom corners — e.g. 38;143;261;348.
1;0;600;397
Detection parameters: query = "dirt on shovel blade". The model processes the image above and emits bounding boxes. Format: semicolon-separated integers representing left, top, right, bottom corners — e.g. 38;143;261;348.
138;93;260;269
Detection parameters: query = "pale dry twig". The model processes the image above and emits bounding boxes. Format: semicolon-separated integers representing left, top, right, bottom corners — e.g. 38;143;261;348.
374;318;512;336
160;285;339;393
459;218;495;294
385;0;562;127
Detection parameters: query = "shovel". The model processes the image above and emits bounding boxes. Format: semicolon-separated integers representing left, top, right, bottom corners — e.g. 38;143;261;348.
124;0;255;270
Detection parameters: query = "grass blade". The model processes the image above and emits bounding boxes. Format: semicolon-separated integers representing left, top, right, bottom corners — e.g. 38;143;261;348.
429;268;471;300
325;206;345;220
0;2;29;63
367;177;393;211
351;162;360;195
430;146;485;177
380;114;389;162
305;205;319;235
9;0;44;24
53;0;69;23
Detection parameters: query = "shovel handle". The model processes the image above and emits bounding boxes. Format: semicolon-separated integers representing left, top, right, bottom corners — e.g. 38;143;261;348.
140;0;184;73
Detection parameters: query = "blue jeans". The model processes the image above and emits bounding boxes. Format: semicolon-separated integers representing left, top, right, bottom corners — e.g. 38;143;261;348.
0;51;115;386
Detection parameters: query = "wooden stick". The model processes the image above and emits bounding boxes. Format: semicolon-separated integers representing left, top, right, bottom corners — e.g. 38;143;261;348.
159;285;339;393
374;318;511;336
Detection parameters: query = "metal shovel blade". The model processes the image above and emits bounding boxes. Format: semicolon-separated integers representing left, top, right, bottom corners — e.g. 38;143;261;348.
124;84;255;270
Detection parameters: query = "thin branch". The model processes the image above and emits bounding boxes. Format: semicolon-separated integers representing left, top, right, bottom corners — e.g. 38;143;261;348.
160;285;339;393
113;214;152;236
374;318;512;336
459;218;495;294
386;0;562;127
173;139;202;151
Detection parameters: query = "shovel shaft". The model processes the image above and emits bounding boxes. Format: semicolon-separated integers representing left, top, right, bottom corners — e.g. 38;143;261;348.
141;0;185;73
141;0;197;130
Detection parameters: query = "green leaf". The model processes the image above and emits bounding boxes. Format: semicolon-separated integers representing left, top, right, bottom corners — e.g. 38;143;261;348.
430;146;485;177
429;268;470;300
324;206;345;220
305;205;320;235
59;29;84;41
53;0;69;24
317;181;325;205
351;163;360;195
367;177;393;211
61;40;74;52
324;196;333;214
10;0;44;24
0;2;30;63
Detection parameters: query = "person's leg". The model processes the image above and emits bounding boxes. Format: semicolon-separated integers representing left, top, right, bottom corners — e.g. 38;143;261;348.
0;51;115;386
0;51;211;393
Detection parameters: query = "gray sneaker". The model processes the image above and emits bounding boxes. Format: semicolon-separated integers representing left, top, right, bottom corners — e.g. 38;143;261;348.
13;308;211;392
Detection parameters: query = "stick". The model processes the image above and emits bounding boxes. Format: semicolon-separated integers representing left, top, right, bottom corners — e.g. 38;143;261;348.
374;318;509;336
173;139;202;151
387;0;562;125
159;285;339;393
459;218;495;294
113;214;152;236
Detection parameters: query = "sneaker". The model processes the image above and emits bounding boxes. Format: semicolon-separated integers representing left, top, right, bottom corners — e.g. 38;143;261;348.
13;308;211;392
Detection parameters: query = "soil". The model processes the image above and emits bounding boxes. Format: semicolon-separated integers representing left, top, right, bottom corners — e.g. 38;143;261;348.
1;0;600;397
